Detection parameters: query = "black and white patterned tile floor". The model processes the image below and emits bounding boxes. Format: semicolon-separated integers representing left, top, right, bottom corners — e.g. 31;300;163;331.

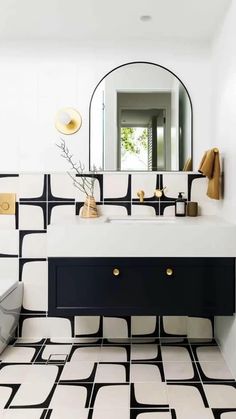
0;338;235;419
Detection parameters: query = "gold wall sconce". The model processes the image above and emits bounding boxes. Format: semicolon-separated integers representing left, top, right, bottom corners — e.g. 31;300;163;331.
55;108;82;135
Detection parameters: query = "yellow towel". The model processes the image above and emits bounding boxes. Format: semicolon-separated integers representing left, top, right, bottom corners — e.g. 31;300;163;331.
183;158;192;171
198;148;221;200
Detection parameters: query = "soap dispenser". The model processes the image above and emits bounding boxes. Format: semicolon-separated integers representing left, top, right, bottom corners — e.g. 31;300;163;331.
175;192;186;217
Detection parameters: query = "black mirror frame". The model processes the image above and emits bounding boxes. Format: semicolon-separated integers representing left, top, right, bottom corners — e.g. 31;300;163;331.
89;61;193;172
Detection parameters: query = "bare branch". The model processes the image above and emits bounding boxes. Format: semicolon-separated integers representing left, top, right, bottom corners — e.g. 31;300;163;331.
56;139;97;197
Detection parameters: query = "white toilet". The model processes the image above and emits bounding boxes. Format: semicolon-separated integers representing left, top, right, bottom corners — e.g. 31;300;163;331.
0;279;23;353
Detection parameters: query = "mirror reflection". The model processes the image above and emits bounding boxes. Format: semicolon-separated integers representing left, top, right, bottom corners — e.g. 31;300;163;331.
90;62;192;171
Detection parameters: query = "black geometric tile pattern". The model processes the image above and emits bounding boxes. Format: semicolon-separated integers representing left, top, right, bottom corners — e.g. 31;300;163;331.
47;174;74;202
47;201;75;225
75;316;103;339
104;174;131;203
212;409;236;419
0;340;234;415
19;258;47;283
20;202;47;230
20;174;48;202
19;230;47;258
13;171;213;345
0;253;18;258
0;171;227;416
188;173;205;201
0;174;19;179
159;317;187;338
15;201;19;230
132;174;160;215
76;173;104;202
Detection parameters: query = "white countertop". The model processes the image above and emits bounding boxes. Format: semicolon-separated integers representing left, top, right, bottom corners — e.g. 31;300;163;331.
49;214;235;226
47;215;236;258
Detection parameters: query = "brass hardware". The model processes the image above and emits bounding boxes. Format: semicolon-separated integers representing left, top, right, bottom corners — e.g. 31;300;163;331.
154;187;166;198
137;190;145;203
166;268;173;276
213;147;219;153
0;194;16;215
113;268;120;277
1;202;10;211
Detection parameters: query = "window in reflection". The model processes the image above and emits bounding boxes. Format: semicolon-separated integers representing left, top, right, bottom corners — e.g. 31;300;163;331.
119;107;166;171
121;126;148;170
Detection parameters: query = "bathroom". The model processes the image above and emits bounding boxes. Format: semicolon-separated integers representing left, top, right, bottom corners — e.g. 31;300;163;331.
0;0;235;417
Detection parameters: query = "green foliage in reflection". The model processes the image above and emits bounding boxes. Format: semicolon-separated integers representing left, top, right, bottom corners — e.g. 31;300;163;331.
121;127;148;156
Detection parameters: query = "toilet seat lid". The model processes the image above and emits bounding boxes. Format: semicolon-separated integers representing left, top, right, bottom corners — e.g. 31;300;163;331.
0;279;18;302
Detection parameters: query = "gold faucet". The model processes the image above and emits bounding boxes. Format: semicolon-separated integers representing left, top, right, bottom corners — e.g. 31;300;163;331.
154;187;167;198
137;190;145;203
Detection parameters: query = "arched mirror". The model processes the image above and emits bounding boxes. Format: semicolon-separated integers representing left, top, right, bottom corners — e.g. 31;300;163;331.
89;62;193;172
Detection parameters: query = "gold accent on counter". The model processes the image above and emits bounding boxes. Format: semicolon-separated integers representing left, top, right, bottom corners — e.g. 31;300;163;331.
0;193;16;215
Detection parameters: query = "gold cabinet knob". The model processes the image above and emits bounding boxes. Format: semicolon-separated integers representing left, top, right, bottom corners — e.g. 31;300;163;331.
1;202;10;211
113;268;120;277
166;268;173;276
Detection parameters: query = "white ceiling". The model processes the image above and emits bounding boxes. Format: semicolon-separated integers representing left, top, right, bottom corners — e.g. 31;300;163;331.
0;0;231;42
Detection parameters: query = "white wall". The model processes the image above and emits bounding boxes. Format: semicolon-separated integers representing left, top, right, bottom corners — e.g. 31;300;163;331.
211;0;236;378
0;40;212;172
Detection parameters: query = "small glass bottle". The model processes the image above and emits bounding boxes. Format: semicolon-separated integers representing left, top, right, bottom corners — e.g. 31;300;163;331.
175;192;187;217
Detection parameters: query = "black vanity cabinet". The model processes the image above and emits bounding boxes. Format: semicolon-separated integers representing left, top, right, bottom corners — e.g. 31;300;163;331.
48;257;235;316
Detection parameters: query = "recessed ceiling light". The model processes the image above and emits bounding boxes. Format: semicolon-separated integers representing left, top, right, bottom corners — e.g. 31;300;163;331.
140;15;152;22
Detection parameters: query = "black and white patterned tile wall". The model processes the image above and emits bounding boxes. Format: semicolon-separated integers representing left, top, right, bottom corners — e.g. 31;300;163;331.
0;172;217;340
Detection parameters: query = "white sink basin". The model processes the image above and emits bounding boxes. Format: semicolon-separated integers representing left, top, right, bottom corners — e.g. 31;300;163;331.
47;215;236;258
107;216;177;224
